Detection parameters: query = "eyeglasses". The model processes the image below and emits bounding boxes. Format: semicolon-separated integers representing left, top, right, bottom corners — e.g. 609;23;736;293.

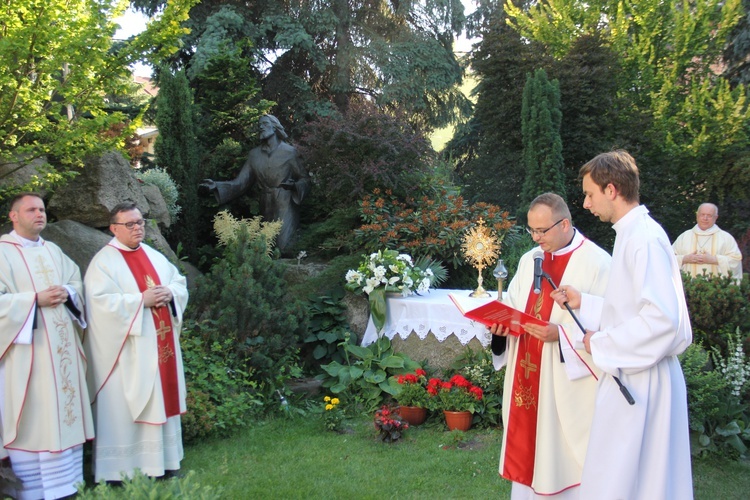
112;219;146;230
526;219;564;237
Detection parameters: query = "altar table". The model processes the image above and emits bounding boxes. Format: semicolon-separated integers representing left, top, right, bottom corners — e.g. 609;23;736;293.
361;289;500;347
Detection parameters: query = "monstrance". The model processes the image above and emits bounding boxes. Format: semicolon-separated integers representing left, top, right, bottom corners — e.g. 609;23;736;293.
461;218;501;298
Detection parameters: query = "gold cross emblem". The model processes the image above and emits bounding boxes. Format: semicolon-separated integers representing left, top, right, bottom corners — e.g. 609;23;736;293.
155;320;171;341
34;256;56;287
520;352;538;379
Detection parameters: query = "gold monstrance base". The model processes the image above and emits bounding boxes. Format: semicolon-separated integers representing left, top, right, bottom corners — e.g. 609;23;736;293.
461;218;500;298
469;269;490;298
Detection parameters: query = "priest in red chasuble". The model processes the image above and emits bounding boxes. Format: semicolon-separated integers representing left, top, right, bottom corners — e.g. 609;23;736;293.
490;193;611;499
84;202;189;482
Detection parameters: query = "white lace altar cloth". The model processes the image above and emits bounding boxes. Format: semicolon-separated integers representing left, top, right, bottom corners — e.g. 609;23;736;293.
361;289;500;347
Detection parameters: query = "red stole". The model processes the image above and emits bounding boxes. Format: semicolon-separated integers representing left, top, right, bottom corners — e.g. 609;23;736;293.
502;250;574;486
117;247;181;418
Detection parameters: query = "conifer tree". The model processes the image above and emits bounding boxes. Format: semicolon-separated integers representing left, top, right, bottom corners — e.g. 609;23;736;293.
154;69;201;259
519;69;566;218
189;229;308;385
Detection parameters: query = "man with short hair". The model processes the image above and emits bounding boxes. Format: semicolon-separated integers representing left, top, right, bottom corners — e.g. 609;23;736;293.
0;192;94;499
672;202;743;283
84;202;189;482
559;150;693;499
490;192;611;499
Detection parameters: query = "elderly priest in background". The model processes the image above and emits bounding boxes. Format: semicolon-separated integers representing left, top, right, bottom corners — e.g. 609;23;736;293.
672;202;743;283
84;202;189;483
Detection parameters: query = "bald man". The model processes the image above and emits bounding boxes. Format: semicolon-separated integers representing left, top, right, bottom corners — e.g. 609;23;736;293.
672;203;743;283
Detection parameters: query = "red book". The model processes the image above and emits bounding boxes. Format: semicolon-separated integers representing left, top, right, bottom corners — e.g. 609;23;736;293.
448;293;548;337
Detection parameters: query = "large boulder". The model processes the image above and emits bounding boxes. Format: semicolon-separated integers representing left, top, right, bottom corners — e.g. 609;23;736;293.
141;184;171;229
0;156;50;198
40;220;111;274
144;221;178;263
48;151;150;227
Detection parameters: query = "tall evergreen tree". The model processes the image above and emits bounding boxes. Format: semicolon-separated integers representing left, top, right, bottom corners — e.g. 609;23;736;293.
134;0;471;132
723;0;750;86
447;14;549;213
519;69;565;217
503;0;749;241
154;69;201;259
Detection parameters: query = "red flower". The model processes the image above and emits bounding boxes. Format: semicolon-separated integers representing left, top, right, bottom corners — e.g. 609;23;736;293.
428;377;441;388
469;386;484;400
449;374;471;388
427;385;438;396
397;375;406;384
415;368;427;377
440;381;453;391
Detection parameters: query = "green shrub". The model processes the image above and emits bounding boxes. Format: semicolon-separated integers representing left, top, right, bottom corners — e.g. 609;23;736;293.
682;273;750;355
449;347;505;428
180;321;263;443
352;186;516;289
188;229;309;390
77;470;223;498
136;166;182;223
681;338;750;460
301;288;356;370
681;343;728;432
317;336;422;412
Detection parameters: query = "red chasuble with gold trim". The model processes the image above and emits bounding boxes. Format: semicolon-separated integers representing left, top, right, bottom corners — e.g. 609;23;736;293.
118;247;181;418
502;251;573;486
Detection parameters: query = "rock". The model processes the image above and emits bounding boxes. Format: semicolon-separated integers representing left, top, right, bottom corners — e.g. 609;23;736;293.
343;292;370;339
48;151;149;227
141;184;171;229
40;220;111;274
287;377;323;396
144;221;178;262
280;259;329;287
390;333;485;372
0;156;50;198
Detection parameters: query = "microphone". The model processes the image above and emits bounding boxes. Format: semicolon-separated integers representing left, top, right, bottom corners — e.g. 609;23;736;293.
533;251;544;294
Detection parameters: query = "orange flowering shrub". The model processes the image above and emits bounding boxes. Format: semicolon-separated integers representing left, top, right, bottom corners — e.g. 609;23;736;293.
354;187;515;269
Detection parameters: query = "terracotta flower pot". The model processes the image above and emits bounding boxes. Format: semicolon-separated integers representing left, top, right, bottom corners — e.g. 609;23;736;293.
443;410;472;431
398;405;427;426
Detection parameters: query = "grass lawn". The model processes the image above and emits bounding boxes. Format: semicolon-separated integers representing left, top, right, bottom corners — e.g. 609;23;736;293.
181;415;750;499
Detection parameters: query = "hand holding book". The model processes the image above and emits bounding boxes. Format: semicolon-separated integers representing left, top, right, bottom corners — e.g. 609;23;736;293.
448;293;548;336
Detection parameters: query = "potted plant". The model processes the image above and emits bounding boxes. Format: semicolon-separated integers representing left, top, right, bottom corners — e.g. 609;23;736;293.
373;405;409;443
393;369;429;425
344;250;446;333
427;374;484;431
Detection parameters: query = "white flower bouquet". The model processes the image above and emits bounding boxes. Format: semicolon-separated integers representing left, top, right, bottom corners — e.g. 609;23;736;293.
345;250;445;332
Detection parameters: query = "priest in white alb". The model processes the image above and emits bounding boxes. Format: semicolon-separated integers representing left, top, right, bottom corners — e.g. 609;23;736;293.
672;202;743;283
0;193;94;499
84;202;189;482
490;193;611;499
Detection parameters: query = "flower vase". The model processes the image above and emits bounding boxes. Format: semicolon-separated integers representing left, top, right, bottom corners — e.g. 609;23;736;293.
443;410;472;431
398;405;427;426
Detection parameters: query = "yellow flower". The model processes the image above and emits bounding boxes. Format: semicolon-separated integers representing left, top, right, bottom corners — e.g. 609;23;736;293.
331;398;340;405
324;396;331;402
325;404;334;411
